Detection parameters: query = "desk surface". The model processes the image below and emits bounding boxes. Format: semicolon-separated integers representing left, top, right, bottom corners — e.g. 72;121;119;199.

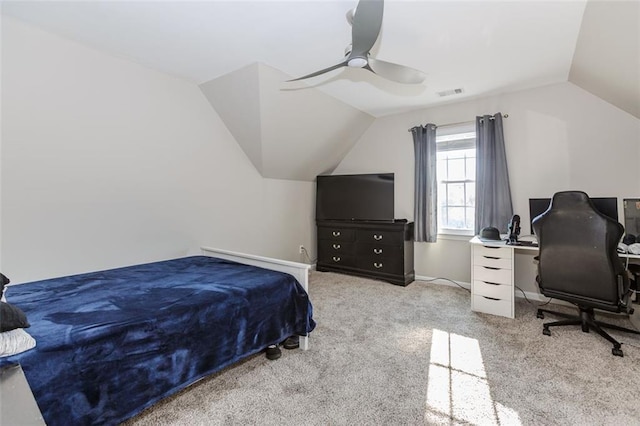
469;236;640;259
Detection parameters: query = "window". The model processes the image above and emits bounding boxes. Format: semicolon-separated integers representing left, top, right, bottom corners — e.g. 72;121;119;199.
436;123;476;235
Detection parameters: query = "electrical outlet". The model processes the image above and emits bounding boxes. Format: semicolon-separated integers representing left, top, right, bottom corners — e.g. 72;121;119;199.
299;245;305;254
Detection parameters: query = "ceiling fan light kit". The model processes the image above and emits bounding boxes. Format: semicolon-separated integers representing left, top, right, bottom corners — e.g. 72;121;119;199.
288;0;425;85
347;57;368;68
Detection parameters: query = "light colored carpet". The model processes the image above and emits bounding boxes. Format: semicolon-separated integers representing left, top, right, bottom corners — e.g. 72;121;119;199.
124;271;640;425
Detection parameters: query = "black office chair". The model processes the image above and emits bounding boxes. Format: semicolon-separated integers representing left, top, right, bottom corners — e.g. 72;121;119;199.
532;191;640;357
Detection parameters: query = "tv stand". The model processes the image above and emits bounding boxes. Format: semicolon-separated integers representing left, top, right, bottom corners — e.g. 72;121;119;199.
316;220;415;286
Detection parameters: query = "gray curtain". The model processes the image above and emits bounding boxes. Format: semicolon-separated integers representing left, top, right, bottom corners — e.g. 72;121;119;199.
411;124;437;242
475;113;513;234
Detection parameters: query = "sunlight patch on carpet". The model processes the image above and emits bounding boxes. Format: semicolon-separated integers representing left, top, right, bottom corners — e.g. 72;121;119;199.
425;329;522;425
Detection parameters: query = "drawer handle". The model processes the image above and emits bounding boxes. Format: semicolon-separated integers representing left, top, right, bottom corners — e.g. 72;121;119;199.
482;281;500;286
373;262;383;269
482;266;500;270
332;231;341;237
332;256;341;262
373;234;383;241
482;296;501;301
483;246;501;249
373;248;383;255
332;244;341;250
483;256;500;260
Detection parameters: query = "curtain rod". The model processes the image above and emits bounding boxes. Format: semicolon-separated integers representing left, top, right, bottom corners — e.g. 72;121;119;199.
408;113;509;132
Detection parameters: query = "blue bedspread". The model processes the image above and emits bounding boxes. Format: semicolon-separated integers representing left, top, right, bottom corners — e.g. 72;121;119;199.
1;256;315;425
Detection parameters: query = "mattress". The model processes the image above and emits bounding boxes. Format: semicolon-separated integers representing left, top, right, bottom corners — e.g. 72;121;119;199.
1;255;315;425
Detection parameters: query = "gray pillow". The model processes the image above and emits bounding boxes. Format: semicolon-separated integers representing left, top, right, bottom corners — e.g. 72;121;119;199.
0;273;9;298
0;302;30;332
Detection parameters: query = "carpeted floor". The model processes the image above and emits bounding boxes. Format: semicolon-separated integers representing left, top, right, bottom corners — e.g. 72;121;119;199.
125;271;640;425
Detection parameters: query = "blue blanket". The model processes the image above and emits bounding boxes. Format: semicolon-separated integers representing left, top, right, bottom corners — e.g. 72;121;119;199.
1;256;315;425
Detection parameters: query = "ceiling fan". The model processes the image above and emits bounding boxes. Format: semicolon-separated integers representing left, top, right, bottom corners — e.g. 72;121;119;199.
288;0;425;85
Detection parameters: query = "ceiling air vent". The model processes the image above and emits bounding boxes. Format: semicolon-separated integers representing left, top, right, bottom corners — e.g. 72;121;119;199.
437;88;464;97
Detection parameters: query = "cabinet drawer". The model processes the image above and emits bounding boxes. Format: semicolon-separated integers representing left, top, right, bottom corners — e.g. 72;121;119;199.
474;244;512;259
356;256;403;275
474;253;512;269
472;294;513;318
473;280;513;299
356;229;403;244
356;243;399;258
473;265;512;285
317;253;355;267
318;241;355;257
318;227;355;242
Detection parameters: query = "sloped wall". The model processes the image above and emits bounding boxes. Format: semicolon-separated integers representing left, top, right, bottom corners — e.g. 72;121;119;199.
569;0;640;119
200;63;375;181
0;16;315;283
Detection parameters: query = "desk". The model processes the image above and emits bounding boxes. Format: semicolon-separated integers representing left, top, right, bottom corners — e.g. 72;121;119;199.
469;236;640;320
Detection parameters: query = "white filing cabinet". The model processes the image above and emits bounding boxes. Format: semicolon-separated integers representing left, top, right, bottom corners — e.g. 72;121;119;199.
471;242;515;318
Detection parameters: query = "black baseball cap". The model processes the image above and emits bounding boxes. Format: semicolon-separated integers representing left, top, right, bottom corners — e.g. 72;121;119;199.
479;226;501;241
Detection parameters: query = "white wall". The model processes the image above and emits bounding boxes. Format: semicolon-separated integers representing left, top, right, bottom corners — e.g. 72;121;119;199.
335;82;640;293
0;16;315;283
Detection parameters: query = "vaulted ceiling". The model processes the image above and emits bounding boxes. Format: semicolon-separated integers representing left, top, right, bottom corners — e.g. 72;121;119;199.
2;1;638;181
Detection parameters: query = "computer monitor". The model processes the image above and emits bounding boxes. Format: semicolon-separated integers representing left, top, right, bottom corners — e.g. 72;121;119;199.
623;198;640;237
529;198;551;235
528;197;618;235
591;197;619;222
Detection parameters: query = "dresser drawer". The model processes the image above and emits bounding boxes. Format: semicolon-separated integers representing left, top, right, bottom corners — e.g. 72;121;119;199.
317;253;355;268
356;256;403;275
318;227;355;242
474;253;512;269
473;280;513;299
472;294;513;318
318;241;355;257
474;244;512;259
356;229;403;244
473;265;512;285
355;243;399;258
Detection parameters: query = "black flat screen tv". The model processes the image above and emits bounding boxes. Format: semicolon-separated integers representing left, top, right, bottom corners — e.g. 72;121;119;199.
316;173;394;221
529;196;618;234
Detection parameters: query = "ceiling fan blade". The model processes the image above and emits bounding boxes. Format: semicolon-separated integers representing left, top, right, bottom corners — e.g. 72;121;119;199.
346;8;354;26
367;57;426;84
286;61;348;82
350;0;384;58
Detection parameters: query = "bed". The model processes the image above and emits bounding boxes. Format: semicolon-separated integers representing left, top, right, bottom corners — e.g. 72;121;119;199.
0;247;315;425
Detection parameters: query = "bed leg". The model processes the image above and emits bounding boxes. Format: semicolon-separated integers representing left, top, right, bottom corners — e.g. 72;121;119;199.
299;335;309;351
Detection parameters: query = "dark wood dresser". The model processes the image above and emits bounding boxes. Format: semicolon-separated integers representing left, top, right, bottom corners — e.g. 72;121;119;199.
316;220;415;286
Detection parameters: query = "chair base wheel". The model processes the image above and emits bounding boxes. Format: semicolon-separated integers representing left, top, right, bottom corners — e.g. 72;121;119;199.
535;305;640;356
536;311;544;319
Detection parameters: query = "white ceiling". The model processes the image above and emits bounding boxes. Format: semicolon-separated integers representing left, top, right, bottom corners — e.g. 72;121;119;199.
1;0;590;117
